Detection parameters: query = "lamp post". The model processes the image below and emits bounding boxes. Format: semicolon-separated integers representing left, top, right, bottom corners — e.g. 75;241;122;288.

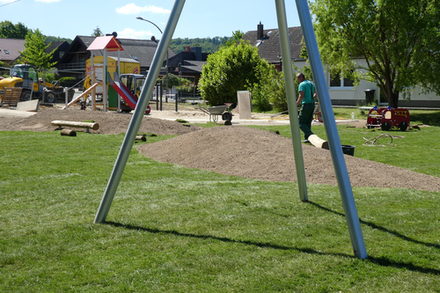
137;16;170;107
136;16;169;74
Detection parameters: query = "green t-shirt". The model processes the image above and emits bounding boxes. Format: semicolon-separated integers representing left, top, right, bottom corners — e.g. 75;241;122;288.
298;80;315;104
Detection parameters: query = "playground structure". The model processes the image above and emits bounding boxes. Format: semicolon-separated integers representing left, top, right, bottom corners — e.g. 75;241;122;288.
367;106;410;131
66;35;151;113
94;0;368;259
108;72;151;114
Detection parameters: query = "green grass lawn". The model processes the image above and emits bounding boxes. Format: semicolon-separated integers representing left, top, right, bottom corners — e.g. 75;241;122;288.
253;108;440;177
1;129;439;292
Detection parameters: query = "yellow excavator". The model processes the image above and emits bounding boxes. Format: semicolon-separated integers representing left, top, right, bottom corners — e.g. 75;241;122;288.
0;64;71;103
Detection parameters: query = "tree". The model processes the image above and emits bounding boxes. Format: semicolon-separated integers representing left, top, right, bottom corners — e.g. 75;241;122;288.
161;73;181;90
19;29;57;71
312;0;440;107
92;26;103;37
0;21;30;39
199;38;279;111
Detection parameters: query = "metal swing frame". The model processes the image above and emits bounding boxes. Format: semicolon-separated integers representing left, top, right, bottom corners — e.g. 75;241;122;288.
94;0;367;259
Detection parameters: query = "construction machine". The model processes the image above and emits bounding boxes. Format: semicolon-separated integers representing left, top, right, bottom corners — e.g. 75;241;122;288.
0;64;72;103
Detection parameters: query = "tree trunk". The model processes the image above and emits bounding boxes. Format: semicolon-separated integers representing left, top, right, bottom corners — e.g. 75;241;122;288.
390;91;399;108
380;83;399;108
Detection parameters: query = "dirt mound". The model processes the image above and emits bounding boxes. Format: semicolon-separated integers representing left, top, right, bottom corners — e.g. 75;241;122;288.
0;107;199;135
138;126;440;192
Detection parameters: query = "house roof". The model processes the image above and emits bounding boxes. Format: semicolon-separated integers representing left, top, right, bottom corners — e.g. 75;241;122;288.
107;56;139;64
0;38;25;62
46;41;69;53
71;36;175;68
243;25;304;63
87;36;123;51
181;60;205;73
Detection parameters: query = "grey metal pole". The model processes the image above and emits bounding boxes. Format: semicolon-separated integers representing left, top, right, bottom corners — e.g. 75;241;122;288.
94;0;186;223
274;0;308;202
295;0;367;259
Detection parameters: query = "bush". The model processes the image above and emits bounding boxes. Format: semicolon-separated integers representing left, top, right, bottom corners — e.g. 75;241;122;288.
58;76;77;87
161;73;180;90
199;40;273;107
268;72;287;112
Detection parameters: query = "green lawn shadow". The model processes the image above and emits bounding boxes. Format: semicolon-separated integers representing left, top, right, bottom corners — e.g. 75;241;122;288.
104;220;440;276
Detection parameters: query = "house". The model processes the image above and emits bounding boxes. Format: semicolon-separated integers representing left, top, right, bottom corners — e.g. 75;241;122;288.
0;38;71;67
46;41;70;65
0;38;25;65
243;23;440;108
57;35;175;82
167;46;208;85
243;22;303;71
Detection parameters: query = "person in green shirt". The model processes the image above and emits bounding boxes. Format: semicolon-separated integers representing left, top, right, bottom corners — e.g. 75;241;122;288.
296;72;317;141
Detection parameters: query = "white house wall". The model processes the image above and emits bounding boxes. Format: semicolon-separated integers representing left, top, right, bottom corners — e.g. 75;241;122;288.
292;59;440;107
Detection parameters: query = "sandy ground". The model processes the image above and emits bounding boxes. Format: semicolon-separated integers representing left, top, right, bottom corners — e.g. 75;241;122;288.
138;126;440;192
1;105;438;192
0;106;200;135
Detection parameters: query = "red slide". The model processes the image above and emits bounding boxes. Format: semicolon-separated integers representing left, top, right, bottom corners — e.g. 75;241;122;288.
108;72;138;109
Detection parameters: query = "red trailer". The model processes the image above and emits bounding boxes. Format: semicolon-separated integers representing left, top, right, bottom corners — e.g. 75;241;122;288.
366;107;410;131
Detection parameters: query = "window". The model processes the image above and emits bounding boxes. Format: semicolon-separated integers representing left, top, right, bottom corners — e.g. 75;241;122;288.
329;71;354;88
330;72;342;87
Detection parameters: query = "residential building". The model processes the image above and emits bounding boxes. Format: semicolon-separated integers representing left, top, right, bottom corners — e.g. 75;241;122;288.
167;46;208;85
243;23;440;108
0;38;25;65
56;35;175;83
1;38;71;67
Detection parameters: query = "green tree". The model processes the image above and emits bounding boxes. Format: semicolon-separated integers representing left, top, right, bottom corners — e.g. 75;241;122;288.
161;73;181;90
19;29;57;71
92;26;103;37
0;21;30;39
170;36;230;53
198;39;277;111
312;0;440;107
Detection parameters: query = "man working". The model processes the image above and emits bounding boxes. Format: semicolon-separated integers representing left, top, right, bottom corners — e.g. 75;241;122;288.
296;72;317;141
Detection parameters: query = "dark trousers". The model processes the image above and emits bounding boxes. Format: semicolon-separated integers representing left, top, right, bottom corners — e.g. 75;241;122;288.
299;103;315;140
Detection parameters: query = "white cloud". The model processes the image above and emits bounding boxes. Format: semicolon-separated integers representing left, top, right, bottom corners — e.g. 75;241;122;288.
35;0;61;3
0;0;17;4
117;28;154;39
116;3;170;15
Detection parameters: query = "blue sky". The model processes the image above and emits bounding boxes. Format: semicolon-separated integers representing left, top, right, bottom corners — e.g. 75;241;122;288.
0;0;301;40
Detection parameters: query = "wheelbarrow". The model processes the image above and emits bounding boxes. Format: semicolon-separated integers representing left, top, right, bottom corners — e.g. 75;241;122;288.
199;104;233;124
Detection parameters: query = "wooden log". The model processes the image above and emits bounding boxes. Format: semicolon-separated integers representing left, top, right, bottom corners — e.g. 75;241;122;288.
62;82;99;109
308;134;329;149
51;120;100;130
135;135;147;142
60;129;77;136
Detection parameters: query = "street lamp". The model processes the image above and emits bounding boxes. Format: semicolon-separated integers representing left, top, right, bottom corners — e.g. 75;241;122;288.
136;16;170;106
136;16;163;34
136;16;168;73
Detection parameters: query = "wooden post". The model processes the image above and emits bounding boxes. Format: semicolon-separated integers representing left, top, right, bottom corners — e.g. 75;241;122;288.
91;51;96;111
103;50;108;112
117;50;121;112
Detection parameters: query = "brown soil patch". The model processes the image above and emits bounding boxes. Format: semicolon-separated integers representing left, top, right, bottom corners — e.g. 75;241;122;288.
2;107;438;192
0;107;200;135
138;126;440;192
